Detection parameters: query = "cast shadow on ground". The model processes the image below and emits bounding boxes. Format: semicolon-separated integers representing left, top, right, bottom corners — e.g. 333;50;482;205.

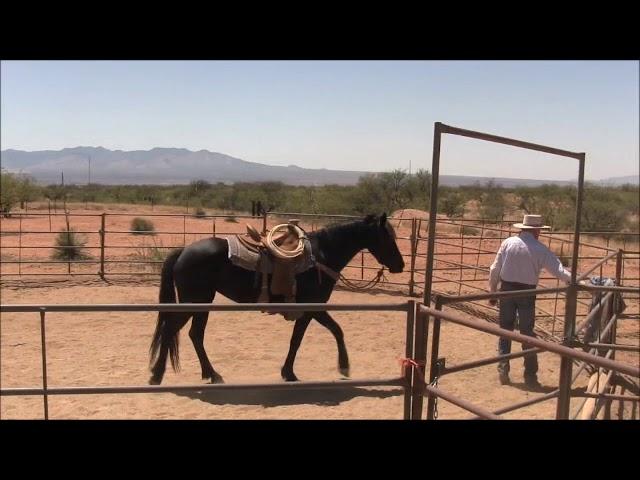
509;381;557;394
174;384;403;408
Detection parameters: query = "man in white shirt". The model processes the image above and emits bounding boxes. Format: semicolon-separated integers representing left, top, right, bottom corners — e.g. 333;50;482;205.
488;214;572;389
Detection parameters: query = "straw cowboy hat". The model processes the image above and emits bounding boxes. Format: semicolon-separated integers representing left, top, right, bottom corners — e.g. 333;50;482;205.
513;214;551;230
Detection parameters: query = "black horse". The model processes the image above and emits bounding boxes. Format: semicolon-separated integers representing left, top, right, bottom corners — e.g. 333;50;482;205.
149;213;404;385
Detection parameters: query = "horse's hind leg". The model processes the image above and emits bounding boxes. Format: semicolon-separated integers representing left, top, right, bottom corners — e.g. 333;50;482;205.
281;313;312;381
189;313;224;384
149;313;190;385
313;311;350;377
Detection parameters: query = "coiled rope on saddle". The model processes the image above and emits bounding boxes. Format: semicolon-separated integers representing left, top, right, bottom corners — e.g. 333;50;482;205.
265;223;306;260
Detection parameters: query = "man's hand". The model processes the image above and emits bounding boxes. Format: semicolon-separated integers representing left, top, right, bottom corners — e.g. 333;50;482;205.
489;298;498;306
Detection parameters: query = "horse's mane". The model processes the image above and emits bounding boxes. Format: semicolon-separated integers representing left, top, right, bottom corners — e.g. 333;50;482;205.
308;217;370;241
307;214;398;245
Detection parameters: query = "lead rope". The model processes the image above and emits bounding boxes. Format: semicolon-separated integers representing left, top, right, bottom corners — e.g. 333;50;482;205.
315;262;386;292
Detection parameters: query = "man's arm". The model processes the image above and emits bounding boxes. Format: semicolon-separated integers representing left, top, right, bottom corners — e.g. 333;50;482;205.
488;243;505;293
543;249;572;284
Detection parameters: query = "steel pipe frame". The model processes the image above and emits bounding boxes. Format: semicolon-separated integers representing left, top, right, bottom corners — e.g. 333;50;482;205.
438;286;569;304
1;302;411;313
422;384;501;420
438;348;546;377
418;305;639;378
487;315;619;417
578;285;640;294
1;377;407;397
572;356;616;420
576;251;621;282
434;219;620;254
575;392;640;402
1;300;414;420
579;343;640;352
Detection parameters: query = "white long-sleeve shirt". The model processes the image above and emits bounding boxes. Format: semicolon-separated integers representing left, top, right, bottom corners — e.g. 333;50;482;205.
489;231;572;292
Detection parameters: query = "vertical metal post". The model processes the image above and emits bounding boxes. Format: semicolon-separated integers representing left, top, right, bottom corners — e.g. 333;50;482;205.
409;218;417;296
556;154;586;419
99;213;106;279
426;295;444;420
361;251;364;280
410;304;428;420
213;217;216;237
48;200;52;232
262;210;268;235
183;214;186;246
410;122;443;419
403;300;416;420
458;223;464;295
474;219;485;281
423;122;442;308
18;214;22;275
609;249;623;400
39;309;49;420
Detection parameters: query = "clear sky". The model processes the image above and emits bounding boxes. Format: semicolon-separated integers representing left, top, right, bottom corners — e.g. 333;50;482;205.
1;60;638;181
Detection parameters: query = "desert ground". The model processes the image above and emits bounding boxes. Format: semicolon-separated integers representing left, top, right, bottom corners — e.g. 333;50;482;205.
1;204;638;419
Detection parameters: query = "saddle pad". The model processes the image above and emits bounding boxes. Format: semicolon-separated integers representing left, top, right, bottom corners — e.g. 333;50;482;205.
225;235;315;274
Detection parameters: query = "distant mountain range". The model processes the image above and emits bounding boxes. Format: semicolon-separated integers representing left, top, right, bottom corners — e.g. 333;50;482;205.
1;147;638;187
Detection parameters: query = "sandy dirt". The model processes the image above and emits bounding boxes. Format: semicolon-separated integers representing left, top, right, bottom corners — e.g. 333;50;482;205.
1;203;638;419
1;281;597;420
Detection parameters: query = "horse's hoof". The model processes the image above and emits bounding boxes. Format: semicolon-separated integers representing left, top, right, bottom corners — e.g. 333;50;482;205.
339;367;350;378
281;371;299;382
209;373;225;384
149;376;161;385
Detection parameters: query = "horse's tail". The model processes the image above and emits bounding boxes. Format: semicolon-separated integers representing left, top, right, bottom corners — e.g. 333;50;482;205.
150;248;184;372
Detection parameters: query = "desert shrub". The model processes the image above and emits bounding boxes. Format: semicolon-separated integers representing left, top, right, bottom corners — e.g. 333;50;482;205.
461;226;479;236
52;215;90;261
131;217;156;235
439;192;466;218
134;238;169;273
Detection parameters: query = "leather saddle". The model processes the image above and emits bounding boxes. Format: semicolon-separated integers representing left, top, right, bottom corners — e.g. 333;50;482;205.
234;220;310;321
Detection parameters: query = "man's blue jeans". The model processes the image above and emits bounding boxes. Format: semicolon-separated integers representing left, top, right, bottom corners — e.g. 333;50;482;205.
498;281;538;378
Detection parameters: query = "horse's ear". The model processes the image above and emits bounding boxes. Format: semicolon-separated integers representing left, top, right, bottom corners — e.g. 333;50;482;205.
380;213;387;226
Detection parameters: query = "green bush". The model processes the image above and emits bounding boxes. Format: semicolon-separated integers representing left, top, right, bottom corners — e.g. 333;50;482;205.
131;217;156;235
52;216;90;261
461;226;479;236
439;192;466;218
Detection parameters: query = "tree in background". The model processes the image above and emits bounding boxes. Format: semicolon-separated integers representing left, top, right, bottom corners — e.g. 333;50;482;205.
479;180;506;221
0;170;42;215
0;170;19;216
439;190;466;218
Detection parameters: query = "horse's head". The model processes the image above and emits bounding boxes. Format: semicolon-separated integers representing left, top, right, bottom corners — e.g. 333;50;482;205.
364;213;405;274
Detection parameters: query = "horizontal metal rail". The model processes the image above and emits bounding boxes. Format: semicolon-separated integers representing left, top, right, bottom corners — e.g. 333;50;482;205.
579;343;640;352
574;392;640;402
0;302;410;313
418;305;640;378
578;284;640;294
439;348;546;377
0;377;406;397
438;286;569;304
576;251;620;281
422;384;501;420
439;123;585;159
491;391;560;416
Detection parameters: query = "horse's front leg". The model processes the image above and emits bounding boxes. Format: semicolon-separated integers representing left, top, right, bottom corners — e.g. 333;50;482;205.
280;313;313;381
312;311;350;377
